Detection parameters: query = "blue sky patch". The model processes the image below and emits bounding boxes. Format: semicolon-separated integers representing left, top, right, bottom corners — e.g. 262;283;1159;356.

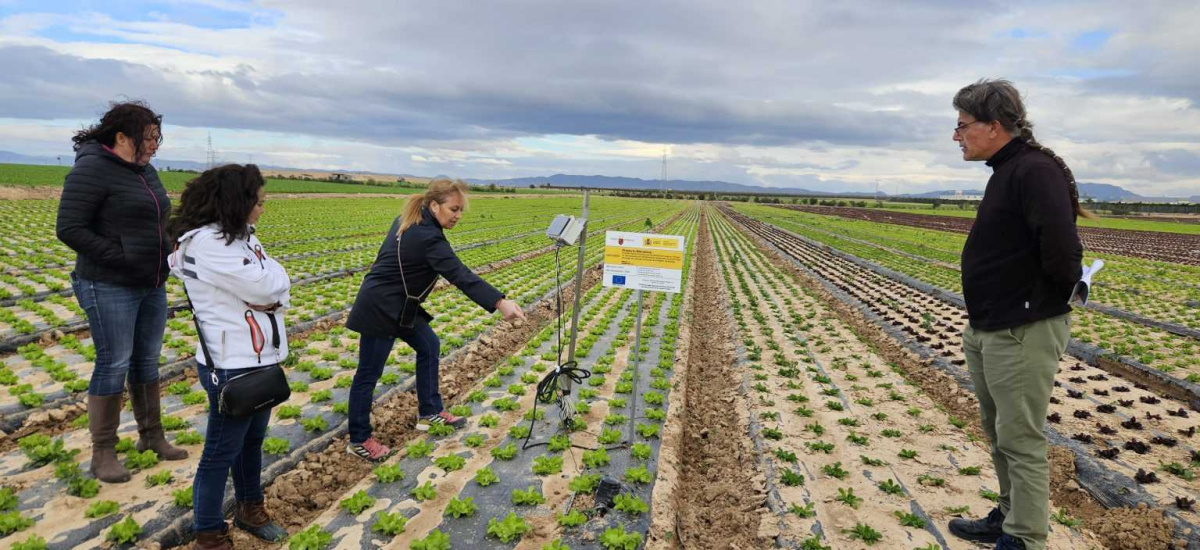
1071;29;1113;51
1;0;281;31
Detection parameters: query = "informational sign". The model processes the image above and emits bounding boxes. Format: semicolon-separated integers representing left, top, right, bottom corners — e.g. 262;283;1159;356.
603;231;685;293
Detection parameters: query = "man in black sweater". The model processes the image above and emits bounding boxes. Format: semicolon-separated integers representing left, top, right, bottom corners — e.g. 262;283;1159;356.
947;80;1084;550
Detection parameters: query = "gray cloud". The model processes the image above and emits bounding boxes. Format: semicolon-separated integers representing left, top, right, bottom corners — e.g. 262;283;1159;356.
0;42;932;147
1;0;1198;195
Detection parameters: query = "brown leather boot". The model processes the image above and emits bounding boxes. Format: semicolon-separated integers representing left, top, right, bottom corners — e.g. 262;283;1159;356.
194;523;233;550
129;380;189;460
233;500;288;542
87;393;131;483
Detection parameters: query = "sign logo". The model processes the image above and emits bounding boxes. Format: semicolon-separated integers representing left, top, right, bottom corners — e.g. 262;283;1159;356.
613;275;626;285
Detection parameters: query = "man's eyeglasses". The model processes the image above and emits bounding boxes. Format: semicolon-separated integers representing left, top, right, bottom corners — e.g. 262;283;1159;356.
954;120;986;136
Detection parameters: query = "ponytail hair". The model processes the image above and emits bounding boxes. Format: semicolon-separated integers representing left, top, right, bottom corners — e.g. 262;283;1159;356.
399;179;470;233
953;79;1095;219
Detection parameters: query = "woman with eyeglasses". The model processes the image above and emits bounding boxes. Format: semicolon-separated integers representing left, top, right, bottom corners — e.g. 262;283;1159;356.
56;101;187;484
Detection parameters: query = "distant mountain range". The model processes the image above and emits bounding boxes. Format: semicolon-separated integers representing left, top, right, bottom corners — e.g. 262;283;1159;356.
474;174;1193;203
910;183;1175;203
468;173;830;195
2;150;1191;203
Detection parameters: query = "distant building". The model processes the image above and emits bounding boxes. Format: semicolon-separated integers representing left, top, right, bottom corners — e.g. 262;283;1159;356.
331;173;351;182
940;189;984;201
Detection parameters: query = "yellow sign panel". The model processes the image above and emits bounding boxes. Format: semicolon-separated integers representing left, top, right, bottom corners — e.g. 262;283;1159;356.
643;237;680;249
604;246;684;270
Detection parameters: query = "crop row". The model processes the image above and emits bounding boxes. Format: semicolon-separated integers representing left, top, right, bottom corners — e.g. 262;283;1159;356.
0;199;681;416
707;208;1100;549
763;204;1200;328
719;205;1200;536
263;209;697;550
0;204;696;549
732;204;1200;379
774;204;1200;266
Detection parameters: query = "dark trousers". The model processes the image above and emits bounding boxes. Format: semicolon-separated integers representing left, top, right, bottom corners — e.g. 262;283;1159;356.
71;273;167;396
349;316;442;443
192;364;272;532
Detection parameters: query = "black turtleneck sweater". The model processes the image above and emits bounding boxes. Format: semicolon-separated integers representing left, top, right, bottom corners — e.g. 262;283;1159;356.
960;138;1083;331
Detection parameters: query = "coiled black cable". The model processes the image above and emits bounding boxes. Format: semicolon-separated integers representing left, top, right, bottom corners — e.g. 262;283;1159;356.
521;245;595;450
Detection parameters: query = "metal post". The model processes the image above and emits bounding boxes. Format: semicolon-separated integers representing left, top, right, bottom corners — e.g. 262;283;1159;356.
563;190;589;392
632;291;644;363
628;289;643;442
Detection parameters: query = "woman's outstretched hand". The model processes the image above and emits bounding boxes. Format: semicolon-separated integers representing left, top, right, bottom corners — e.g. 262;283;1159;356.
496;299;526;323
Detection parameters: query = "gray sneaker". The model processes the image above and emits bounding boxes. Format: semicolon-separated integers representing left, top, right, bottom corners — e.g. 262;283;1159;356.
416;411;466;431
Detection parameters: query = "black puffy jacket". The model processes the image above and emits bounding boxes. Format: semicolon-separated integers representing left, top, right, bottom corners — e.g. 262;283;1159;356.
56;141;172;288
346;207;505;338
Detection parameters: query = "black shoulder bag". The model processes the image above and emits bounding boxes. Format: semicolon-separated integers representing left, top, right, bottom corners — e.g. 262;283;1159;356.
180;242;290;417
397;230;438;328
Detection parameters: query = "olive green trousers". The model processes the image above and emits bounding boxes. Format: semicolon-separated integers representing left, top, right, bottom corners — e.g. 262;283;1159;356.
963;313;1071;550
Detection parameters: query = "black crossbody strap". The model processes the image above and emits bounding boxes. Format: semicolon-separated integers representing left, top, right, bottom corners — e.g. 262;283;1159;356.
179;239;216;369
397;228;438;300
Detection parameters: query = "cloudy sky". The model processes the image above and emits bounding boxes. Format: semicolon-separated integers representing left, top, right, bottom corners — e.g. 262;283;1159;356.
1;0;1199;196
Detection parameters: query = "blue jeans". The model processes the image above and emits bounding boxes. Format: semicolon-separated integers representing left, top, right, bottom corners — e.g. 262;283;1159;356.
71;273;167;396
193;364;272;532
349;317;442;443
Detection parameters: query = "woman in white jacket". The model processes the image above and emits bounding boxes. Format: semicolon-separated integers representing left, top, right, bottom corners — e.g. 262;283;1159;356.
166;164;289;550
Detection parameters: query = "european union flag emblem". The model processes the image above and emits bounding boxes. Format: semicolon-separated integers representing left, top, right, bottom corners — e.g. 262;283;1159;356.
613;275;626;285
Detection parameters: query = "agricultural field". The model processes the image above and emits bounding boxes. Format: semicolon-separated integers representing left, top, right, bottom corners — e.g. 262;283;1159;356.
879;206;1200;235
773;204;1200;265
1;188;1198;550
0;164;556;195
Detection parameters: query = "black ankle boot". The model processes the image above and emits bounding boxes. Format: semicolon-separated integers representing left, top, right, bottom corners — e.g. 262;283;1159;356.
949;507;1005;543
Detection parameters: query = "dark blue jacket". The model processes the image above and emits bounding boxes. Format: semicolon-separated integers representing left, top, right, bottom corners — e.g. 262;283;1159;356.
346;207;505;337
55;141;171;288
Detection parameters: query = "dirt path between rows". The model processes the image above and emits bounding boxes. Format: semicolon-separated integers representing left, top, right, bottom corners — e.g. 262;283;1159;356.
671;209;771;550
0;186;61;200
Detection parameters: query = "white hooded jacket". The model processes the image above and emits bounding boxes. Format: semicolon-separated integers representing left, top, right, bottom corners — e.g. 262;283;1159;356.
169;224;290;370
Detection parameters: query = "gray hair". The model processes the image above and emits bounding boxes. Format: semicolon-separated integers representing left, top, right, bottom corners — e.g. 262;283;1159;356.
953;79;1092;218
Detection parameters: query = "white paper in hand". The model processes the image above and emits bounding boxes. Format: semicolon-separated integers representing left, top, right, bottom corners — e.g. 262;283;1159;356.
1070;259;1105;305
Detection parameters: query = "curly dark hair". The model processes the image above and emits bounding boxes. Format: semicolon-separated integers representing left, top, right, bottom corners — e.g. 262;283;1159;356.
72;101;163;155
167;164;265;245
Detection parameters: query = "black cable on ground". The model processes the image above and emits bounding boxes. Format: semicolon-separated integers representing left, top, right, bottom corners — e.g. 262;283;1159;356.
522;244;625;453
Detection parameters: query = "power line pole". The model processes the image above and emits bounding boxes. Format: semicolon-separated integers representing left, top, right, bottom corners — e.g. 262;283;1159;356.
206;133;216;169
659;146;667;196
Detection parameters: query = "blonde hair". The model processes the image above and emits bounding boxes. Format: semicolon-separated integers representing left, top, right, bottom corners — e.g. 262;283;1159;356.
399;179;470;233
